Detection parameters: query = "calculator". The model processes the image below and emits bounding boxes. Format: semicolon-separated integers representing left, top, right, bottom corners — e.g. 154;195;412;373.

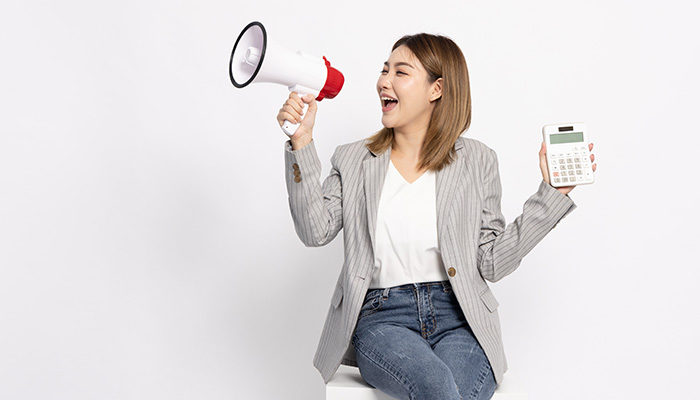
542;122;594;187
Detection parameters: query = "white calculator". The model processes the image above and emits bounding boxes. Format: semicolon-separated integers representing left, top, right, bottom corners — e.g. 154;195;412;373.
542;122;594;187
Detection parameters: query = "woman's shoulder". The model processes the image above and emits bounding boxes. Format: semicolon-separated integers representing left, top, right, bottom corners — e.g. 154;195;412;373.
331;138;373;163
336;138;371;152
455;136;497;158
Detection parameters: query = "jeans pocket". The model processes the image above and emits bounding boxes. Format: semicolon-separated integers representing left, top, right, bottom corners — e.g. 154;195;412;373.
358;289;385;320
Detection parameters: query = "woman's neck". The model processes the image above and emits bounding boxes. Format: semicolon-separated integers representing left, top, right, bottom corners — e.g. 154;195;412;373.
391;128;426;162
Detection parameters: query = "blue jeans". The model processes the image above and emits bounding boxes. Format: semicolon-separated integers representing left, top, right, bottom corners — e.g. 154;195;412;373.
352;281;497;400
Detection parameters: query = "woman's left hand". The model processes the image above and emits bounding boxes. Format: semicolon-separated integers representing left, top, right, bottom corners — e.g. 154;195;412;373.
539;142;597;196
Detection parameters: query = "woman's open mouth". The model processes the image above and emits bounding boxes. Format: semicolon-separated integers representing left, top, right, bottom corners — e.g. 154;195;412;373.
381;96;398;112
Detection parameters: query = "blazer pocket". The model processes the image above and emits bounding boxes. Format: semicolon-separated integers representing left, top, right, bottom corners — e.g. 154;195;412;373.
479;288;499;313
331;283;344;309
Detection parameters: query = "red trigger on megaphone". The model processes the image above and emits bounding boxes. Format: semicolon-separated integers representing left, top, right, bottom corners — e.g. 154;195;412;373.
229;21;345;136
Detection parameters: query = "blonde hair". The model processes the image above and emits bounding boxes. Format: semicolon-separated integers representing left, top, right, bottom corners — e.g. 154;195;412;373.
366;34;472;171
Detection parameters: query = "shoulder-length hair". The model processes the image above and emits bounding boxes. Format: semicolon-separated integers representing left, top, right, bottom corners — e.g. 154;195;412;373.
366;33;472;171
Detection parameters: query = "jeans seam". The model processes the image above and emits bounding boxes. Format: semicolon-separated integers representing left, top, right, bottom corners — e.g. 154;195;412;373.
426;288;437;338
468;357;493;400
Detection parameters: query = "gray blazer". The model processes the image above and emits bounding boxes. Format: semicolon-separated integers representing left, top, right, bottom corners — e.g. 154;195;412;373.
284;136;575;384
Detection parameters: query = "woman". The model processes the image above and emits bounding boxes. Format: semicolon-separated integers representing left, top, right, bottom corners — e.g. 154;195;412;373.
278;33;595;400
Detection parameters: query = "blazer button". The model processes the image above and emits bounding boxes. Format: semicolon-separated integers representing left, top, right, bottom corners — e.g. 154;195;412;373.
448;267;456;277
294;176;302;183
292;163;300;171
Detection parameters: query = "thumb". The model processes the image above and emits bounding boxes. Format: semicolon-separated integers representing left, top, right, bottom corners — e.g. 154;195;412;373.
539;142;550;183
300;95;318;127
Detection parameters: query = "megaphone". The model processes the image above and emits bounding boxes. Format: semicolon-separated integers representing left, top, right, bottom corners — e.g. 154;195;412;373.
229;21;345;136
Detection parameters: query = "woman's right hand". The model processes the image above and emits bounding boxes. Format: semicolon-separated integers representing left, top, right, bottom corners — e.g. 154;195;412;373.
276;92;317;150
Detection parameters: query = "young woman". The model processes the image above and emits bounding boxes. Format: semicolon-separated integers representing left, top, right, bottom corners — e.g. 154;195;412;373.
277;33;595;400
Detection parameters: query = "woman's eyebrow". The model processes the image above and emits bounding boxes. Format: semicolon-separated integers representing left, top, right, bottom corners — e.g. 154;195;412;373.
384;61;416;69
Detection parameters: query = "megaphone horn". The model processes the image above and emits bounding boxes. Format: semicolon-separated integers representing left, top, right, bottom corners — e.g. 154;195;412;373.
229;21;345;136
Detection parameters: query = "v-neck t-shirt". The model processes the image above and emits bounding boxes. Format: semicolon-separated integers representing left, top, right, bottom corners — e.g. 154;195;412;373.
369;161;448;289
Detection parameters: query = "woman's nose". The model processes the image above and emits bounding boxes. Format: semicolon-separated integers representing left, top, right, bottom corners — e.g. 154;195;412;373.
378;74;391;90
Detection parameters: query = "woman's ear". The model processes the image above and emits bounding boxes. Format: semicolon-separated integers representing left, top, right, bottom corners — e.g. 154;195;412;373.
430;78;443;102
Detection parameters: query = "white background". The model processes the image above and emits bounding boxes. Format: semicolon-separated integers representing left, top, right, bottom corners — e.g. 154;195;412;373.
1;1;699;399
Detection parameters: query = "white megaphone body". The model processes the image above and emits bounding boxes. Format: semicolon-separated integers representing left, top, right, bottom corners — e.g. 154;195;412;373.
229;21;345;136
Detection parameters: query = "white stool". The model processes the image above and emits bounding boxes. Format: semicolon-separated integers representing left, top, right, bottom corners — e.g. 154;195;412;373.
327;365;529;400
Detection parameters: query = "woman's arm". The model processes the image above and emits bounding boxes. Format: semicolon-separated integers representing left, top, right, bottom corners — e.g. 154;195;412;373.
279;93;343;247
477;148;577;282
284;141;343;247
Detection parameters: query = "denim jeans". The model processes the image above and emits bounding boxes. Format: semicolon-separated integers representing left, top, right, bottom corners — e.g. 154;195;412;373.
352;281;497;400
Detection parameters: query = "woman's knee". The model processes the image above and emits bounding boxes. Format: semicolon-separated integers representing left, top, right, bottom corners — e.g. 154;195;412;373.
409;369;462;399
463;359;496;400
353;333;462;400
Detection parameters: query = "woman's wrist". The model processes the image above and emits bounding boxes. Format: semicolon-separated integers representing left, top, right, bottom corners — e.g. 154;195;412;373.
291;135;312;151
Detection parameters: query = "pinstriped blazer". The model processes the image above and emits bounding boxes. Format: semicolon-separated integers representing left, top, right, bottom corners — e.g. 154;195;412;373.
284;136;576;384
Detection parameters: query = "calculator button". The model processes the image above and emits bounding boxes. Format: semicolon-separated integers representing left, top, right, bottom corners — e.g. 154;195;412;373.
562;177;569;183
553;171;560;177
576;170;583;175
554;178;561;184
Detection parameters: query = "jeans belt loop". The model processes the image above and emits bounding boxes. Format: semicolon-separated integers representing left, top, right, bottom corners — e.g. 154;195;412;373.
382;287;391;300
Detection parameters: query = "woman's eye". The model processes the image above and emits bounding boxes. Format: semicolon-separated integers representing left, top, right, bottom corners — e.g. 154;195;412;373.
396;71;407;76
380;69;388;74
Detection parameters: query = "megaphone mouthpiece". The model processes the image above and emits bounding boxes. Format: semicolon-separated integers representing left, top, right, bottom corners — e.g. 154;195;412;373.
244;47;262;67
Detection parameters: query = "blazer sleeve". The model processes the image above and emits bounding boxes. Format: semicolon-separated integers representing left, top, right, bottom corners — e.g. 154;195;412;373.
284;140;343;247
477;148;576;282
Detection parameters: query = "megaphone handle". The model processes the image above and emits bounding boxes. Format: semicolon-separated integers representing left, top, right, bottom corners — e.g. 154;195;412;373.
281;91;311;137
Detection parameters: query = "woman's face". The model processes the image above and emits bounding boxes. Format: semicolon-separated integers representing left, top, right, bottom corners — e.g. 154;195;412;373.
376;45;441;134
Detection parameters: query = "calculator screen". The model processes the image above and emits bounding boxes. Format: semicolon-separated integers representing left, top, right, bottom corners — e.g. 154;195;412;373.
550;132;584;144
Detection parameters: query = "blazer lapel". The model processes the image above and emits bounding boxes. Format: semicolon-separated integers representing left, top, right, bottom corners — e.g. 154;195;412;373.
363;147;391;252
436;140;465;239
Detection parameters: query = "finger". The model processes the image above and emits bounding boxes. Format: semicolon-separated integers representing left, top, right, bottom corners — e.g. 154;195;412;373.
305;96;318;114
301;98;318;127
590;153;595;163
285;98;304;115
539;142;550;184
539;142;547;168
284;101;306;122
289;92;305;109
589;142;594;151
279;108;299;124
301;94;315;104
539;142;549;168
279;110;301;125
592;163;597;173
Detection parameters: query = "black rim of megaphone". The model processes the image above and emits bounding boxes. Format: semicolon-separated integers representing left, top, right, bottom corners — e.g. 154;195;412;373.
229;21;267;88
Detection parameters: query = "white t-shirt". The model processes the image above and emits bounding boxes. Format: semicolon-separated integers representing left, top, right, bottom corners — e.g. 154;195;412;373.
369;161;448;289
